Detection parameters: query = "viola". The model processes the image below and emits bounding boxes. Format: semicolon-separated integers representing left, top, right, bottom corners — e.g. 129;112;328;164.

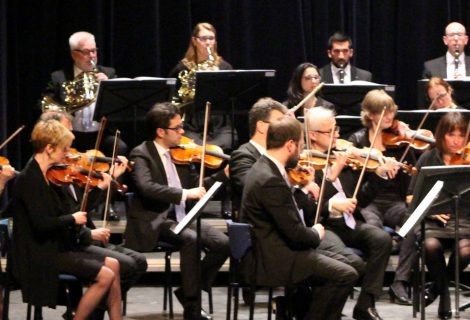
382;120;435;150
170;136;230;169
66;148;134;172
46;164;127;193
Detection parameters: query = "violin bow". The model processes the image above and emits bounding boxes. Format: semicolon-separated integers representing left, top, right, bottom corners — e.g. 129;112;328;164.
289;82;324;114
353;106;387;199
314;124;336;225
102;129;120;228
80;117;107;212
199;101;211;187
0;125;25;150
398;93;443;163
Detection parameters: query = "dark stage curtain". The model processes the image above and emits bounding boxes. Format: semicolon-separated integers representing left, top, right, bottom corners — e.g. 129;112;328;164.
2;0;470;166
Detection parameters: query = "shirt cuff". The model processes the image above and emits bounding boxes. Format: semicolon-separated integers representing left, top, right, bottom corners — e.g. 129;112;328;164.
181;189;188;204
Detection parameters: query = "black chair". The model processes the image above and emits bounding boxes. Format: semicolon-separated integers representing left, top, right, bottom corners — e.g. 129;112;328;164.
0;218;81;320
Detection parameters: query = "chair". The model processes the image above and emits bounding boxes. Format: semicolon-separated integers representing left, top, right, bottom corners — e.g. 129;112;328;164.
0;218;82;320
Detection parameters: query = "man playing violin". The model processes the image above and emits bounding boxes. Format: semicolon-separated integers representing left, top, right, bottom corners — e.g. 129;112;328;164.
125;102;229;320
306;106;394;320
240;116;358;320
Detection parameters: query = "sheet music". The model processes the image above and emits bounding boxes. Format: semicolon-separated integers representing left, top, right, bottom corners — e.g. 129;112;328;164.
398;180;444;238
172;181;223;235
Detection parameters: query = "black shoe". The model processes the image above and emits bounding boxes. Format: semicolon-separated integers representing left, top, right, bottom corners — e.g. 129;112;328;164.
389;282;412;305
424;282;438;307
273;296;288;320
242;287;255;305
176;288;212;320
438;291;451;319
352;307;384;320
438;311;452;320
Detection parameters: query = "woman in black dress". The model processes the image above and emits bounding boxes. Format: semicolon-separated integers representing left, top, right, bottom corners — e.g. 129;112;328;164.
9;120;123;320
408;112;470;319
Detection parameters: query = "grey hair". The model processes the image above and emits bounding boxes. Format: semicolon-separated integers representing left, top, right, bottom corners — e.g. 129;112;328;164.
69;31;95;50
306;106;335;131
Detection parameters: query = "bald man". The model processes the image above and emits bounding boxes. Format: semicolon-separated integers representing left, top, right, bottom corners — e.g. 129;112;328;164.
423;22;470;79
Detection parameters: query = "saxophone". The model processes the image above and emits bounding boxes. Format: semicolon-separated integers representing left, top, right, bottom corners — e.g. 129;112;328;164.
172;48;217;106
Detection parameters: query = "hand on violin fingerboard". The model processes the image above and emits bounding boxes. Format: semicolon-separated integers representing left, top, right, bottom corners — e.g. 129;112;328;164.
0;165;16;184
110;156;128;179
187;186;206;200
375;156;399;179
72;211;87;225
302;181;320;200
97;172;112;190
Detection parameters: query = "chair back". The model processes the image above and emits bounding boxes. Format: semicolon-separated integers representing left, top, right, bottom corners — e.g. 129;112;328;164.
226;220;252;260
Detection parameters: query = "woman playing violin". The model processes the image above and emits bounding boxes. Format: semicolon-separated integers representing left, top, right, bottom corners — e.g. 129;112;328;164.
285;62;335;117
408;112;470;319
348;89;417;305
8;120;123;319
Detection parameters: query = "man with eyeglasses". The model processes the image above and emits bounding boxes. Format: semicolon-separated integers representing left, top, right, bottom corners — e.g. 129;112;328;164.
125;102;229;320
423;22;470;79
319;31;373;84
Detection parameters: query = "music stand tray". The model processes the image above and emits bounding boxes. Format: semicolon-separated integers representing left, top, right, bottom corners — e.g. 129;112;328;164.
194;70;275;145
318;83;395;115
93;77;176;147
407;165;470;319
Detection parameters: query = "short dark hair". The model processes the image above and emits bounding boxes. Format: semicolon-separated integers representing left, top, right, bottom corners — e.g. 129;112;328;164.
328;31;353;49
286;62;320;106
435;112;467;153
145;102;180;138
248;98;287;137
267;117;302;150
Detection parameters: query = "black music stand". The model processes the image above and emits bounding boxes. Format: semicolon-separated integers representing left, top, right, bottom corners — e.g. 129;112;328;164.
407;165;470;319
397;109;470;133
318;83;395;116
93;78;176;148
417;79;470;109
194;70;275;147
172;182;223;316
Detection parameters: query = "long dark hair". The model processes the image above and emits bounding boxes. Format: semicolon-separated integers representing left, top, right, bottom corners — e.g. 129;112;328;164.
434;112;467;153
286;62;319;107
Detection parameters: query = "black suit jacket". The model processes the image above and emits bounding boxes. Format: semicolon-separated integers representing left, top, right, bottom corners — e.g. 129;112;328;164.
42;64;116;106
422;55;470;79
229;142;262;211
319;64;373;83
125;140;227;252
240;155;320;286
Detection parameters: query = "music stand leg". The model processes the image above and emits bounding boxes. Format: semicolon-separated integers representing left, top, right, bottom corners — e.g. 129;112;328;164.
196;215;202;315
420;219;426;320
453;195;461;318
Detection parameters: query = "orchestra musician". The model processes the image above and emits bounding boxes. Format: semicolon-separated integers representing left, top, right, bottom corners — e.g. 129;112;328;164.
426;77;462;110
124;102;229;320
38;111;148;319
348;89;417;306
408;112;470;319
285;62;335;116
422;22;470;79
240;116;358;320
169;22;235;151
41;31;126;156
8;119;123;320
306;106;393;320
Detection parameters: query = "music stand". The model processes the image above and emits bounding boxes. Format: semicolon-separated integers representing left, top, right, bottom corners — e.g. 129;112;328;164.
318;83;395;116
407;165;470;319
172;181;223;315
397;109;470;133
194;70;275;147
417;79;470;109
93;78;176;148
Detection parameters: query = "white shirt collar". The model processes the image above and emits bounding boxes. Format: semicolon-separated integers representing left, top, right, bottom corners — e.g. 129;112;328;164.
264;153;288;182
249;140;266;155
154;140;170;158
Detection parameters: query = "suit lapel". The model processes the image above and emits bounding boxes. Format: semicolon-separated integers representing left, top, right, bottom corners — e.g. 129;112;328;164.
145;140;168;185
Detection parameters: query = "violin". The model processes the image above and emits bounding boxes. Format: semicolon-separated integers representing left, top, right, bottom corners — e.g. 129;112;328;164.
287;164;314;186
170;136;230;169
382;120;435;150
46;164;127;193
66;148;134;172
449;142;470;165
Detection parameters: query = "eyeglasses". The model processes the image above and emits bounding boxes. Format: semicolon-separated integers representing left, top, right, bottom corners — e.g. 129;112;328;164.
73;48;98;55
446;32;466;38
163;125;184;132
196;36;215;42
303;75;321;81
313;126;340;134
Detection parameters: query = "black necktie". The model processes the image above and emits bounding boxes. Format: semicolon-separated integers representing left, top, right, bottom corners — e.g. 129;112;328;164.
338;68;345;83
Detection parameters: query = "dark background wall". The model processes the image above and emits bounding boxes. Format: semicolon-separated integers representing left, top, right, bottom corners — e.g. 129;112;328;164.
1;0;469;167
